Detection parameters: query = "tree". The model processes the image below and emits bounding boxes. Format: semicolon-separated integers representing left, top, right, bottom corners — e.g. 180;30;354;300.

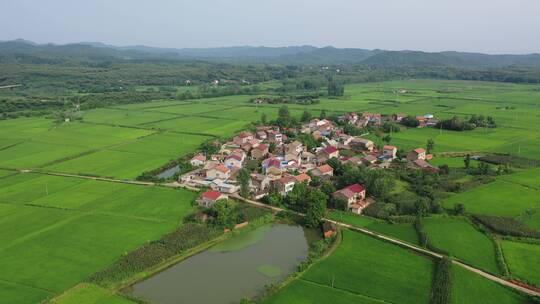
426;138;435;154
300;110;312;123
382;134;392;144
320;180;336;197
454;203;465;215
261;113;267;125
237;168;251;198
304;189;327;227
278;105;290;119
464;154;471;169
212;199;236;228
439;164;450;175
327;78;344;96
401;116;419;128
320;110;327;119
331;197;348;211
286;182;310;211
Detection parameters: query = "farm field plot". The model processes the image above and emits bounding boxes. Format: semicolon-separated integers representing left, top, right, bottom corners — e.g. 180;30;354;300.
45;149;173;179
51;283;134;304
451;264;528;304
441;180;540;217
327;211;418;245
82;108;180;125
300;229;433;304
0;140;89;169
0;120;156;170
501;240;540;287
423;216;499;274
114;99;192;110
110;132;210;158
144;116;248;136
202;105;324;122
0;173;197;304
263;279;381;304
146;102;231;115
501;168;540;190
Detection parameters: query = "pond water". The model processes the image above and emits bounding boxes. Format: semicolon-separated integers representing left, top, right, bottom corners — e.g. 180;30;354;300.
131;224;312;304
155;165;180;179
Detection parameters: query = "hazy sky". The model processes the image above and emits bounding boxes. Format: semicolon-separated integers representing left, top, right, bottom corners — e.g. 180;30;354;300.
1;0;539;54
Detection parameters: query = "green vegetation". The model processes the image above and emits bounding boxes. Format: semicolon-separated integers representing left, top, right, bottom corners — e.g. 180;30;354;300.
50;283;134;304
501;240;540;287
442;181;540;217
257;265;283;278
300;230;433;304
423;217;499;274
430;257;453;304
451;266;528;304
0;173;198;304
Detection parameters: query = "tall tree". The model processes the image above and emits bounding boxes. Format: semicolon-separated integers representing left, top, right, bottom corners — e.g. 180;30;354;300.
304;189;327;228
301;110;312;123
212;199;236;228
464;154;471;169
261;113;267;125
237;168;251;198
426;138;435;154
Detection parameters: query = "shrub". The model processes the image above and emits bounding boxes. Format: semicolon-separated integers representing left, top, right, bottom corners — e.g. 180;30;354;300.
472;215;540;238
430;257;453;304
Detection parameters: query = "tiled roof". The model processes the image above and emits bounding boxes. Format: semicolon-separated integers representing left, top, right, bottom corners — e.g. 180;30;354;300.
202;191;223;201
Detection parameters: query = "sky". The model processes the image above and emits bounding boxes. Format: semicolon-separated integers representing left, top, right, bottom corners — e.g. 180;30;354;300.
1;0;539;54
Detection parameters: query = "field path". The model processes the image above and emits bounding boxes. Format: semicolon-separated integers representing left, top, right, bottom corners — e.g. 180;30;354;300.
12;169;540;298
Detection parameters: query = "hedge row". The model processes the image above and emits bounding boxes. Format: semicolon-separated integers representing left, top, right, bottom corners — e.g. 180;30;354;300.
430;257;453;304
88;223;222;286
473;215;540;239
414;217;450;256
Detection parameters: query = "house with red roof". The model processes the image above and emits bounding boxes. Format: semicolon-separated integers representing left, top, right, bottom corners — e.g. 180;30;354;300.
382;145;397;160
318;146;339;162
333;183;366;211
206;164;231;180
225;153;244;168
273;175;296;195
197;191;228;208
294;173;311;184
251;144;269;159
407;148;426;161
190;154;206;167
311;164;334;177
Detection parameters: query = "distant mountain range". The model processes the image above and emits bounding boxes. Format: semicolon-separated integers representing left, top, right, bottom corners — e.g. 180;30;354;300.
1;39;540;67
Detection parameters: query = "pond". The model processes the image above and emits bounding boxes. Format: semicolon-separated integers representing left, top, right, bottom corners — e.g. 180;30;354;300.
131;224;314;304
155;165;180;179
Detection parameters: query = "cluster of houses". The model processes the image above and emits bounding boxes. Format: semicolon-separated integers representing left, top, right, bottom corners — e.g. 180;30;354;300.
187;112;439;213
337;111;438;129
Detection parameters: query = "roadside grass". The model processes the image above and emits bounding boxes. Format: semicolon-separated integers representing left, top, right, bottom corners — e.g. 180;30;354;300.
263;279;383;304
501;240;540;287
451;264;529;304
441;180;540;217
327;211;418;245
50;283;134;304
423;216;499;274
301;229;433;304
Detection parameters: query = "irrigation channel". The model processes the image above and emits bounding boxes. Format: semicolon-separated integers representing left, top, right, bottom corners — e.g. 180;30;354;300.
130;224;319;304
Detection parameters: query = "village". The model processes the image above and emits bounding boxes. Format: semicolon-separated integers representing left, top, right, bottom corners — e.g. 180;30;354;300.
180;110;440;215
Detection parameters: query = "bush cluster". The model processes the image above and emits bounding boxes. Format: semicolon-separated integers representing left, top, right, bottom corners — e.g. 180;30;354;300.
430;257;453;304
88;223;222;286
473;215;540;238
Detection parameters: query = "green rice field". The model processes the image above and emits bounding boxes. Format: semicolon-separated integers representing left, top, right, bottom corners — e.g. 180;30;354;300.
501;240;540;287
423;216;499;274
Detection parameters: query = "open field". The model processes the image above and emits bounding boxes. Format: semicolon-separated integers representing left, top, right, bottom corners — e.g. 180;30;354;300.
51;283;134;304
0;173;197;304
441;180;540;217
501;240;540;287
300;229;433;304
423;216;499;274
327;211;418;245
451;264;529;304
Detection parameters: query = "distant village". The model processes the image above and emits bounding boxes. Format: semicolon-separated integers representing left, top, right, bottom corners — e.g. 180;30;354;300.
181;111;440;215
